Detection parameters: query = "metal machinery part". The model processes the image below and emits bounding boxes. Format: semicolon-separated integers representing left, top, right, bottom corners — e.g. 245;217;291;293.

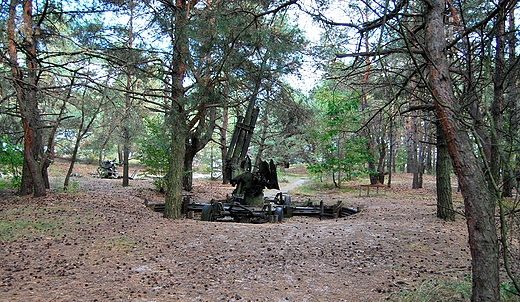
97;159;118;179
178;97;359;223
223;97;279;207
184;196;358;223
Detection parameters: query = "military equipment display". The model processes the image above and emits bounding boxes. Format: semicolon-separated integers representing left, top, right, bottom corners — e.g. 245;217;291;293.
97;159;118;179
176;97;359;223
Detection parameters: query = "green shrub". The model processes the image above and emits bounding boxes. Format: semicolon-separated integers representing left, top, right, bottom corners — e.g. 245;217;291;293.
137;116;169;192
0;135;23;189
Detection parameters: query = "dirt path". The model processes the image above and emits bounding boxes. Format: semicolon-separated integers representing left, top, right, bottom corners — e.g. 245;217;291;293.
264;178;308;198
0;162;471;301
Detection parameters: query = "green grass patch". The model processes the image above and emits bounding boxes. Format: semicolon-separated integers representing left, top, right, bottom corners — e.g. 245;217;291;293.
278;172;309;179
501;282;520;300
0;178;11;191
0;177;20;191
388;276;520;302
0;212;61;242
388;276;472;302
94;235;143;256
0;204;79;242
291;178;354;195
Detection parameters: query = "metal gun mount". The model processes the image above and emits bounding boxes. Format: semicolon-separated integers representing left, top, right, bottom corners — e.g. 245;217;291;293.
223;98;279;207
180;194;359;223
167;97;358;223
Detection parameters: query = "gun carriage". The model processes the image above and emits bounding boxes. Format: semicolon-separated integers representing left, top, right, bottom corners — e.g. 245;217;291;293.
172;98;359;223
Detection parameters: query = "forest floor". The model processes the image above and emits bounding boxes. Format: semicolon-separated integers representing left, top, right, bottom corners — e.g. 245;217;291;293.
0;159;472;302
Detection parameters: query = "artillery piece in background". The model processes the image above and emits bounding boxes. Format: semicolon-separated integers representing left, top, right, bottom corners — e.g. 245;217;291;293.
97;159;119;179
177;97;359;223
223;98;279;207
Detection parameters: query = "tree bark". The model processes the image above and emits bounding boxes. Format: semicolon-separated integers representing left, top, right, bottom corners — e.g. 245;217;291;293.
183;143;196;192
165;110;187;219
8;0;46;197
122;1;136;188
490;0;505;197
424;0;499;299
411;119;422;189
123;130;130;186
182;106;217;191
502;8;518;197
359;16;380;186
436;121;454;221
164;0;189;219
376;138;386;185
406;114;417;174
386;115;394;187
64;134;82;190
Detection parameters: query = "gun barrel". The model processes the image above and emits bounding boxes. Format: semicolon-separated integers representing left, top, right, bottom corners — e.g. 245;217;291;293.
224;97;260;183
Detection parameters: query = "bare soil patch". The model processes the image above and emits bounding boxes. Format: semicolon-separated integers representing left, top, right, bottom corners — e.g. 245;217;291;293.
0;160;470;301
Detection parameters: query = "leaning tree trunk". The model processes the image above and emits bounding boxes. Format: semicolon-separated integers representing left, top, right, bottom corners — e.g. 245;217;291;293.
64;134;81;190
64;110;98;190
424;0;499;299
98;122;118;164
182;107;217;191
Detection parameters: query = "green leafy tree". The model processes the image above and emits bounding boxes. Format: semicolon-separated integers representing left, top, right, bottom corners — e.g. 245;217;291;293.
307;82;370;187
250;86;313;170
137;116;170;192
0;136;24;188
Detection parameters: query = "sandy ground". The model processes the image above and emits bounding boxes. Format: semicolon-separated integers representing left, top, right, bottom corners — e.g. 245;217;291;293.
0;160;471;301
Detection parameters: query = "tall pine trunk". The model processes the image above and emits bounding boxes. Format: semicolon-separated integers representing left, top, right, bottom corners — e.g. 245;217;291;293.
502;8;519;197
424;0;499;299
490;0;505;195
8;0;46;197
165;110;187;218
164;0;189;219
122;1;136;188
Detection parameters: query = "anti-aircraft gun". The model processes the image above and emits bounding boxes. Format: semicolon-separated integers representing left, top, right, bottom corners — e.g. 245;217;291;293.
223;98;279;206
178;97;359;223
195;98;283;223
97;159;118;179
